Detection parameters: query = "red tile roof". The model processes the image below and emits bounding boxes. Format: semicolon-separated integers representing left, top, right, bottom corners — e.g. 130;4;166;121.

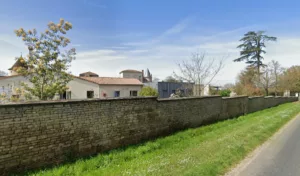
78;77;143;86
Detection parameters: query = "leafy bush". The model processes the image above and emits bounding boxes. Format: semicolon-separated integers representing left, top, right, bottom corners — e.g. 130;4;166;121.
219;89;231;97
139;86;159;97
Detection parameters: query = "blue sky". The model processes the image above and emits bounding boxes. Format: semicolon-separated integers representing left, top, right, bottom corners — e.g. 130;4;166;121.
1;0;300;85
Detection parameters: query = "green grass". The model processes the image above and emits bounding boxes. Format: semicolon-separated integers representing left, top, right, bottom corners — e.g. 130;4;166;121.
24;102;300;176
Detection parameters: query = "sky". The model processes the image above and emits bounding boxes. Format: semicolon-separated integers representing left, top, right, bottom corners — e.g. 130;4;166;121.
1;0;300;85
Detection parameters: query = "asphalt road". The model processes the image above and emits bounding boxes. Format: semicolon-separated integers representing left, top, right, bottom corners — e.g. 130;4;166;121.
232;115;300;176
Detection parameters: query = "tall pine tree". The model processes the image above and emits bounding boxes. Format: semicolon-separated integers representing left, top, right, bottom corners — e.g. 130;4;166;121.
234;31;277;73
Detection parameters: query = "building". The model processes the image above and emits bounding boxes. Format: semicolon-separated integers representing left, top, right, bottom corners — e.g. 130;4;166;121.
120;69;152;83
76;74;143;98
143;81;195;98
158;82;194;98
8;56;29;76
0;60;143;101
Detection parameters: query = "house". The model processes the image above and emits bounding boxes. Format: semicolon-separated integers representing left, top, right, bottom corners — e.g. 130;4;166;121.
8;57;28;76
0;59;143;101
76;74;143;98
120;69;153;83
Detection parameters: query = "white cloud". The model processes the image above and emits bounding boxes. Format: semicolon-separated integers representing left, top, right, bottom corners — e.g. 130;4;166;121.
163;16;194;36
1;20;300;86
71;34;300;85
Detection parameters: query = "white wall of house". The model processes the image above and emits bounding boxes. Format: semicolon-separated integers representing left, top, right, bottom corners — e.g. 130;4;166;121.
0;76;100;99
0;76;31;97
121;72;143;82
193;84;210;96
99;85;143;98
68;78;100;99
203;85;210;96
0;76;143;100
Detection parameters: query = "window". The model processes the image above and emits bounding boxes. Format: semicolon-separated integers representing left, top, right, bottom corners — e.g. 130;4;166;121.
87;91;94;98
60;91;71;100
130;90;138;97
114;91;120;97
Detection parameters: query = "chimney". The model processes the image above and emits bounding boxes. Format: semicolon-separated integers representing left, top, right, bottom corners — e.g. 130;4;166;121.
141;70;144;82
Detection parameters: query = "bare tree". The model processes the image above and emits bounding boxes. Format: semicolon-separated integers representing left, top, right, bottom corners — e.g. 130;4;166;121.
164;76;181;83
269;60;284;96
258;66;273;96
258;60;284;96
0;70;8;76
223;83;235;90
174;52;226;96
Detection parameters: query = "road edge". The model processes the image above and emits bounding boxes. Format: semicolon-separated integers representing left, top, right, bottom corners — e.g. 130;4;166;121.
224;113;300;176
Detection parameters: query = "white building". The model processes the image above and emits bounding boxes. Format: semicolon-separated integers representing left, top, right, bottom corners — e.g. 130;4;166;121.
120;69;153;83
0;60;143;100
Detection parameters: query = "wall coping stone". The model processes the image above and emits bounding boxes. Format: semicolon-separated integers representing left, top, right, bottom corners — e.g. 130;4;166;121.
0;96;158;107
157;95;221;102
222;96;248;99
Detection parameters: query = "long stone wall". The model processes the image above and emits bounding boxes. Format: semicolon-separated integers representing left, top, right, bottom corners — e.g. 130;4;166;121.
0;96;297;174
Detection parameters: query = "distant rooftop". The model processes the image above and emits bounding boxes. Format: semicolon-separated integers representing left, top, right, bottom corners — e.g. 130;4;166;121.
8;57;28;71
119;69;142;74
79;71;99;77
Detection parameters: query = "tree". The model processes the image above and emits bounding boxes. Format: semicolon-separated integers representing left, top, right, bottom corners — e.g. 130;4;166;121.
219;89;231;97
269;60;284;96
235;66;263;96
0;70;8;76
174;52;225;96
152;77;160;82
257;60;285;96
223;83;235;90
164;76;180;83
14;19;76;100
234;31;277;73
258;65;273;96
139;86;159;97
279;66;300;94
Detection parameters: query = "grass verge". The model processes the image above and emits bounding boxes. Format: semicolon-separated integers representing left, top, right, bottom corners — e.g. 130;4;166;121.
23;102;300;176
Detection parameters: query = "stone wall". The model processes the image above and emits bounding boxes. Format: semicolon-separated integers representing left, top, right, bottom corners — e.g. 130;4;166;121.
221;96;248;120
0;96;297;174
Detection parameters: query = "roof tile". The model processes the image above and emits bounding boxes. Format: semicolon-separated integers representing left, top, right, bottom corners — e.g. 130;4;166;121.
78;77;143;85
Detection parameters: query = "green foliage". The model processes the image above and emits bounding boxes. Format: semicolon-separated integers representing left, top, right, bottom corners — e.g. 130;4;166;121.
139;86;159;97
14;19;76;100
219;89;231;97
235;66;264;96
25;103;300;176
234;31;277;72
280;66;300;92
